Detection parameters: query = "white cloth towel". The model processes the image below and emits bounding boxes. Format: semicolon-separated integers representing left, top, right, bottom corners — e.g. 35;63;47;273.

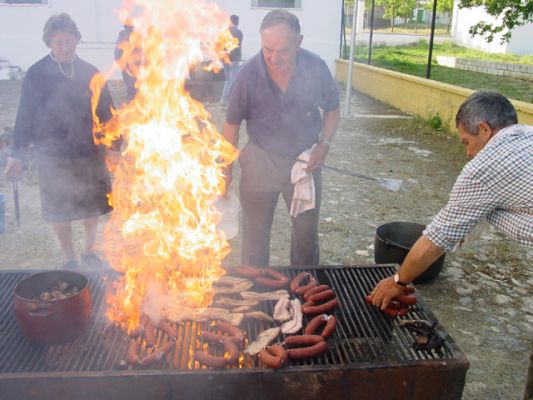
290;146;316;218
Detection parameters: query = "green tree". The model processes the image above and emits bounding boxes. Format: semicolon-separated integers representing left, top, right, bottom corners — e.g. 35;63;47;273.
458;0;533;43
376;0;417;31
425;0;455;32
437;0;455;14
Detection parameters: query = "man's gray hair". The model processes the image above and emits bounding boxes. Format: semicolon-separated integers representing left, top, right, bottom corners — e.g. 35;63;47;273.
260;9;300;36
455;91;517;135
43;13;81;46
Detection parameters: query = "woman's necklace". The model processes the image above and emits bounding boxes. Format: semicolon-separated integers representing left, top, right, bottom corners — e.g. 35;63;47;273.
50;53;76;79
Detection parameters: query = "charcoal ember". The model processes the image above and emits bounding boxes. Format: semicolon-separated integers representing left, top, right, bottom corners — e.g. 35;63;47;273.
399;319;447;351
413;330;447;351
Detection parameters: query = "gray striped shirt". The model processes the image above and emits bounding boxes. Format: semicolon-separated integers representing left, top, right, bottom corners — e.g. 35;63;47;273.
424;124;533;250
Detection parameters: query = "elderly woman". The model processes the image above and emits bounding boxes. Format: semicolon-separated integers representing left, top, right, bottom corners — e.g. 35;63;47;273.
4;13;115;269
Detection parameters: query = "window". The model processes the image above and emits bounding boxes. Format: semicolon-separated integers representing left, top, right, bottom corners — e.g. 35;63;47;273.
252;0;302;8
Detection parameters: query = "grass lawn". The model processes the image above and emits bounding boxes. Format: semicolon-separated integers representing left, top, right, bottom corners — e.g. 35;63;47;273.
352;41;533;102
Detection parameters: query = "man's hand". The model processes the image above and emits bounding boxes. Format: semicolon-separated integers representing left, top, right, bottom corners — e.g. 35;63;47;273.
305;142;329;173
368;276;406;310
3;157;23;177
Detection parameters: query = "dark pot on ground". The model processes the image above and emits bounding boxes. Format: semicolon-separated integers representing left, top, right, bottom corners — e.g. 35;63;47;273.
13;270;92;345
374;221;445;283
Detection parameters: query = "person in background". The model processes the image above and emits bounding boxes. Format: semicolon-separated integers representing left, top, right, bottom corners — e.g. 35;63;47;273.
3;13;116;269
367;91;532;399
114;18;142;102
221;9;340;267
219;14;243;107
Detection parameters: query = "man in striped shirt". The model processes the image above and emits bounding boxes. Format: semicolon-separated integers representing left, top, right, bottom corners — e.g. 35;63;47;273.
368;91;533;398
371;90;532;304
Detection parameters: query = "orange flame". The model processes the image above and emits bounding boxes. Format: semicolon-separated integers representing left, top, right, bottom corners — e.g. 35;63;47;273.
90;0;238;333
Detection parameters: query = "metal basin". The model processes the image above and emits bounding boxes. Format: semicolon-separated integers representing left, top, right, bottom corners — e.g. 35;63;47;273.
374;221;445;283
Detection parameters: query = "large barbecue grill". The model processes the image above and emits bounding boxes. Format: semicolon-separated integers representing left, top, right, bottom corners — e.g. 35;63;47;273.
0;265;468;399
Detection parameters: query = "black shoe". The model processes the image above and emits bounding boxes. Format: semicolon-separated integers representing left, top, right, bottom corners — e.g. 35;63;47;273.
63;259;79;269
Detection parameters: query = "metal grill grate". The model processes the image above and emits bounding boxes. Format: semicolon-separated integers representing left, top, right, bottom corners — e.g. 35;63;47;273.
0;266;456;374
0;266;468;400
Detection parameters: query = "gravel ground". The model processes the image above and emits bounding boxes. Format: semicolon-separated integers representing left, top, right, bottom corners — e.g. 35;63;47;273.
0;79;531;399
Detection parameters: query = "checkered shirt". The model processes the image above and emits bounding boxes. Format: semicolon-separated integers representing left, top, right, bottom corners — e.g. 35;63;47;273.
424;124;533;251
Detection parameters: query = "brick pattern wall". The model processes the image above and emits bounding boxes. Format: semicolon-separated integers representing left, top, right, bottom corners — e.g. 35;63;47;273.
436;56;533;82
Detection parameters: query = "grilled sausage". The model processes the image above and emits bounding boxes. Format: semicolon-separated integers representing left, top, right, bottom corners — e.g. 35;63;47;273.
321;315;337;338
295;277;318;295
256;268;289;288
304;314;337;338
307;289;335;303
285;335;328;360
259;348;283;369
304;314;326;336
382;307;399;317
144;321;156;350
303;284;331;301
398;307;410;317
396;294;417;305
258;344;288;369
403;286;416;294
287;341;328;360
196;334;240;368
387;300;402;310
195;350;229;369
138;341;174;366
158;320;178;340
233;265;263;279
302;297;339;315
269;344;288;364
214;321;246;347
224;339;240;366
126;339;140;365
201;331;227;343
284;334;325;347
290;272;318;294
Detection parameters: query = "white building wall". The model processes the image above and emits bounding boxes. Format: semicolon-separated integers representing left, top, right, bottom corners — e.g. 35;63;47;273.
0;0;124;77
213;0;343;72
0;0;342;76
451;1;533;55
507;24;533;56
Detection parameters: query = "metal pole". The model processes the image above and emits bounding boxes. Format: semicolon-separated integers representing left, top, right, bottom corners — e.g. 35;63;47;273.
367;0;375;64
340;0;346;58
343;0;359;117
426;0;438;79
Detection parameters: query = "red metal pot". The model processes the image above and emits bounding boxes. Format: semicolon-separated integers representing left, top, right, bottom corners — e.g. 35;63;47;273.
13;270;92;345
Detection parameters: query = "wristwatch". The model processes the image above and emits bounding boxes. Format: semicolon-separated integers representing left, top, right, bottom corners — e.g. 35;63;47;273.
393;273;409;286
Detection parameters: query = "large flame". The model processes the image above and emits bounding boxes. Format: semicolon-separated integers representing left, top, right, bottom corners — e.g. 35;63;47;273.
90;0;238;333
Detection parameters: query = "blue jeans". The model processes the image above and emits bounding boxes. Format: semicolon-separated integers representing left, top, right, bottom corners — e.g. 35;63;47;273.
221;61;240;103
238;141;322;267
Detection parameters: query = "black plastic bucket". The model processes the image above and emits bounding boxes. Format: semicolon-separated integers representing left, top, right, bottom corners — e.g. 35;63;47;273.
374;221;445;283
